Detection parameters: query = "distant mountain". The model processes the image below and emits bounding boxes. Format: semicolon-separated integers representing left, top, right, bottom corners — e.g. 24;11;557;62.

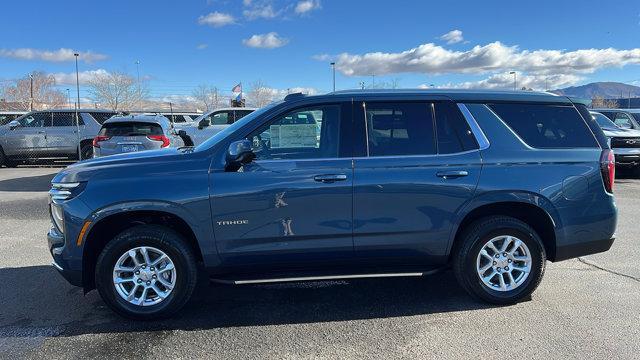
552;82;640;99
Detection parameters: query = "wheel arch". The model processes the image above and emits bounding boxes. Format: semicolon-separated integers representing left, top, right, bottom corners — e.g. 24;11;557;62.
449;194;561;262
81;207;204;291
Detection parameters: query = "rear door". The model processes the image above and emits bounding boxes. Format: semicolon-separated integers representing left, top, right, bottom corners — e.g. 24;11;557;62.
45;112;79;155
352;99;482;265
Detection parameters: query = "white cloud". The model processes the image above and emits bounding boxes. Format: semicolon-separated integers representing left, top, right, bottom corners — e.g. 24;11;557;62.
330;41;640;77
440;30;463;44
428;73;583;91
242;32;289;49
243;4;278;19
0;48;107;63
51;69;111;85
196;44;208;50
197;12;236;27
243;0;252;5
294;0;321;15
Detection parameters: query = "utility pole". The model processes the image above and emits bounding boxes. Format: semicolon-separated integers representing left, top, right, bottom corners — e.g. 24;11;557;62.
330;62;336;92
29;73;33;111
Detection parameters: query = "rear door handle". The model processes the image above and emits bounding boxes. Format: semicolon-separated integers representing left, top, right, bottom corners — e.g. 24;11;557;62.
436;170;469;179
314;174;348;183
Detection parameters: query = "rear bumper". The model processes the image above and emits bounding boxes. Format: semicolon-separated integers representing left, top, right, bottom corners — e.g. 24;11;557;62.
613;148;640;166
554;236;615;262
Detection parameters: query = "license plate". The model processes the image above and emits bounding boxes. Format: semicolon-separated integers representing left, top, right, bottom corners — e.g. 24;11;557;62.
121;145;139;152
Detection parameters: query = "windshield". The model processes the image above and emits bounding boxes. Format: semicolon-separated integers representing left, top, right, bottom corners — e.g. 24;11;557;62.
591;112;618;129
195;102;282;151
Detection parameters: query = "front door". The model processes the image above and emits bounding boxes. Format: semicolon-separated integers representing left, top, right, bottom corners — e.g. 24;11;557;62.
352;100;482;265
45;112;80;156
3;112;48;158
209;102;354;269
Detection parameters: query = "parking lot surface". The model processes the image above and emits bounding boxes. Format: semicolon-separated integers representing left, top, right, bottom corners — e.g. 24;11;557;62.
0;167;638;359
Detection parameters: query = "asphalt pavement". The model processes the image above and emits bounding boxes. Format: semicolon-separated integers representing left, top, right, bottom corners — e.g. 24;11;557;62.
0;167;638;359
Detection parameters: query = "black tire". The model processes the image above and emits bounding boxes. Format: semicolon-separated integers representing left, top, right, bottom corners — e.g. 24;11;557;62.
0;148;17;168
80;142;93;160
452;216;546;305
95;225;198;320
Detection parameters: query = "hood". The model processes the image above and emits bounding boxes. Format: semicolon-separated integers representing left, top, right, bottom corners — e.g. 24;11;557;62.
52;147;196;183
601;127;640;138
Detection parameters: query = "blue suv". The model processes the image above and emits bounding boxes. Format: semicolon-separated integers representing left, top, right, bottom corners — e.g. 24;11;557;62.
48;90;617;319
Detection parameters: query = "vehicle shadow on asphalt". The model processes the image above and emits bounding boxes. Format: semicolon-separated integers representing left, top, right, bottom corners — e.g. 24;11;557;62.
0;266;496;337
0;173;57;192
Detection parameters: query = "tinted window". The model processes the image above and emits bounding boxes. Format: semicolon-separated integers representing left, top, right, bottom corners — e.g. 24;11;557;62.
488;103;598;148
0;114;18;126
235;110;253;121
247;105;340;160
591;112;617;128
99;122;163;136
89;112;115;124
210;111;231;125
434;102;478;153
50;112;75;127
365;102;435;156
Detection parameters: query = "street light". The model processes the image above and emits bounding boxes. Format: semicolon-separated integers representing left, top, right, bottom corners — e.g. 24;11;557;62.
330;62;336;92
509;71;517;91
29;73;33;111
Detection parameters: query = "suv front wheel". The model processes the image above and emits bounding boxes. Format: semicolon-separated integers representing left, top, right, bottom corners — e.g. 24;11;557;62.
452;216;546;304
95;225;198;320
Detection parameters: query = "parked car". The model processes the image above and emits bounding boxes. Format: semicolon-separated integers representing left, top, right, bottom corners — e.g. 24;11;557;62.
49;90;616;319
0;111;27;126
591;111;640;176
0;109;117;167
93;114;186;158
177;107;256;146
593;108;640;130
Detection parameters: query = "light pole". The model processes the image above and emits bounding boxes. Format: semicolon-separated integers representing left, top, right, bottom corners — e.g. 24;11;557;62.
135;60;141;106
509;71;517;91
74;53;81;158
330;62;336;92
29;73;33;111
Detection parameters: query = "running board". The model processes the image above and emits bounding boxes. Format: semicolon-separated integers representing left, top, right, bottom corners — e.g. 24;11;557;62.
230;271;434;285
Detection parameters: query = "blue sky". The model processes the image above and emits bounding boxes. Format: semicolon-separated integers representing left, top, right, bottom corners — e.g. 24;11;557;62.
1;0;640;101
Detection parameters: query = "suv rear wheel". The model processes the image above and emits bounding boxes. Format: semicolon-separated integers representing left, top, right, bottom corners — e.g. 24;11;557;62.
80;142;93;160
95;225;198;320
452;216;546;304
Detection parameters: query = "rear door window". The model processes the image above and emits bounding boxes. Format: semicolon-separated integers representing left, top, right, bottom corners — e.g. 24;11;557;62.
50;112;75;127
99;122;163;136
434;102;478;153
364;102;436;156
488;103;598;148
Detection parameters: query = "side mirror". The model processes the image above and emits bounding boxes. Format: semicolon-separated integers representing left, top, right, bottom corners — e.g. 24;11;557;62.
198;118;210;129
177;129;187;137
8;120;19;130
226;139;255;170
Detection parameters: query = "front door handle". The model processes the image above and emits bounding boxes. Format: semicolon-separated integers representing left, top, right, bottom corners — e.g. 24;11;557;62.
436;170;469;179
314;174;347;183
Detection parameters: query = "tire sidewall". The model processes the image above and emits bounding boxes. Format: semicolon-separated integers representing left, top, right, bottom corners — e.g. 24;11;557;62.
95;227;195;319
80;144;93;160
461;221;545;303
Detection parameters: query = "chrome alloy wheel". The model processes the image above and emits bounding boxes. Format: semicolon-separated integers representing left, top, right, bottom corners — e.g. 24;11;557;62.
112;246;177;306
476;235;532;292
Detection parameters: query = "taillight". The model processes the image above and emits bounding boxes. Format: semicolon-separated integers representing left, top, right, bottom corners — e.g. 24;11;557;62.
600;149;615;193
147;135;170;148
92;135;111;148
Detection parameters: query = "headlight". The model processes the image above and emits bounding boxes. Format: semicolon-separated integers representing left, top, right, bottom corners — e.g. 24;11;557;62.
51;203;65;233
49;182;85;201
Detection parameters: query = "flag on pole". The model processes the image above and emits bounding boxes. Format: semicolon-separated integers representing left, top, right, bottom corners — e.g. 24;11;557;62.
231;83;242;93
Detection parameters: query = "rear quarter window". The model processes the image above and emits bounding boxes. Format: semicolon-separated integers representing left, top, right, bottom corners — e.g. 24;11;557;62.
488;103;598;148
99;122;163;136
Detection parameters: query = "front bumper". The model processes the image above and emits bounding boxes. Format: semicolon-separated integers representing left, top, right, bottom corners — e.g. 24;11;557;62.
613;148;640;167
48;227;83;286
554;236;615;262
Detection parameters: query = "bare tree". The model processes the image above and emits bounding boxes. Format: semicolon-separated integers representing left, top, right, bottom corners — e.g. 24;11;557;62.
591;95;619;109
2;71;66;110
191;84;219;111
86;71;148;111
247;80;277;107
